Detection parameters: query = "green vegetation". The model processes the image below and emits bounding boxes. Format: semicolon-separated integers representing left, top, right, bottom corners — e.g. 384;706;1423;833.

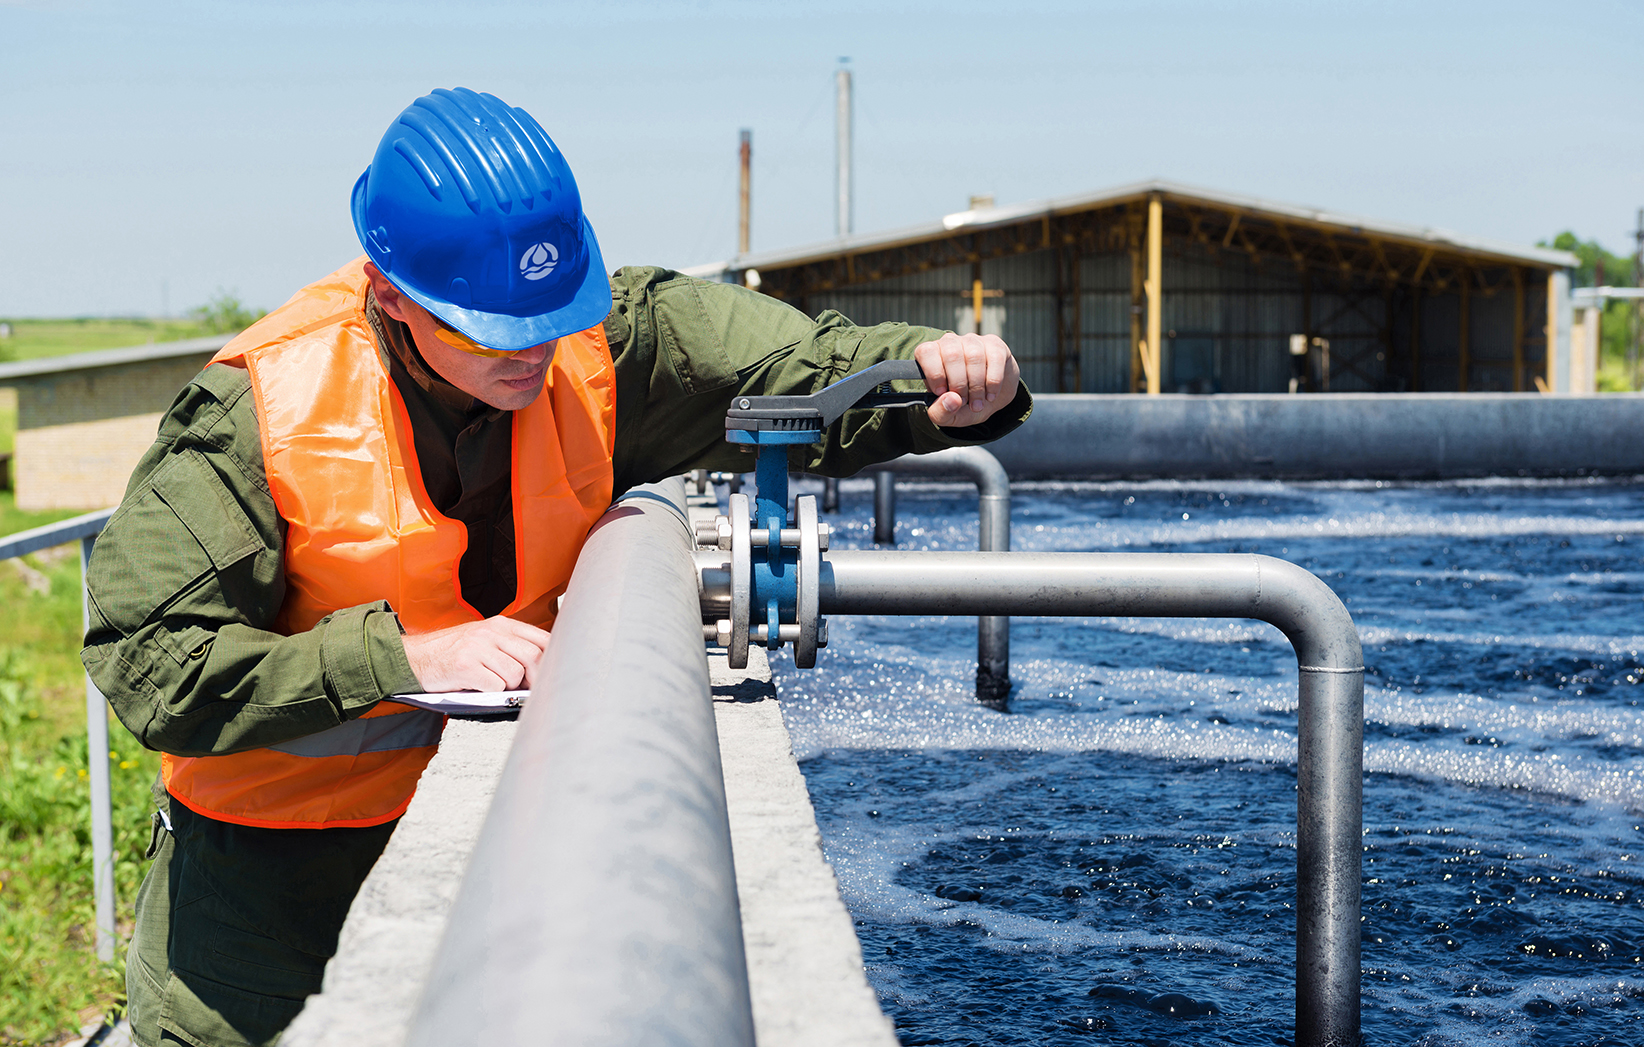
190;291;266;336
1541;231;1642;392
1;389;15;458
0;292;267;1038
1;492;158;1044
0;292;265;484
0;318;216;366
0;498;80;548
0;291;265;366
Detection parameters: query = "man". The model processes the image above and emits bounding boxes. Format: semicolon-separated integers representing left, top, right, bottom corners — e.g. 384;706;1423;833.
83;87;1030;1047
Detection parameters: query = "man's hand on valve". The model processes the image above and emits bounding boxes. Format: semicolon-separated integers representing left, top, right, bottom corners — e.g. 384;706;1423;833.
915;332;1021;428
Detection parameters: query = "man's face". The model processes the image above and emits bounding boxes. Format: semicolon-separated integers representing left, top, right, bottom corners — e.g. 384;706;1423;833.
364;263;556;411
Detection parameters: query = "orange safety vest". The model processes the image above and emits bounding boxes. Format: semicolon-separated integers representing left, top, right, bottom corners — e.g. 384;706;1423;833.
161;257;615;829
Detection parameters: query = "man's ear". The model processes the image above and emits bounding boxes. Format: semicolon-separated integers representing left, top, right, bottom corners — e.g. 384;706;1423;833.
363;262;413;324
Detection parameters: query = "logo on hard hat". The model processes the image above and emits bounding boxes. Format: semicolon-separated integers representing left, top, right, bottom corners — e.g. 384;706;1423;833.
520;242;559;281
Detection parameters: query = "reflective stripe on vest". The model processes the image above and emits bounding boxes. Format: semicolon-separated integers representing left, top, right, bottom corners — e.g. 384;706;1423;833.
161;256;615;830
265;704;447;758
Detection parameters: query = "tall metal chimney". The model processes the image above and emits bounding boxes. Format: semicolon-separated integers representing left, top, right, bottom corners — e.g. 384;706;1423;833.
738;129;751;256
835;61;852;237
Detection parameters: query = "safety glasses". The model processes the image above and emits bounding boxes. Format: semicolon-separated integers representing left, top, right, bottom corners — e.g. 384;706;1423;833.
431;322;513;358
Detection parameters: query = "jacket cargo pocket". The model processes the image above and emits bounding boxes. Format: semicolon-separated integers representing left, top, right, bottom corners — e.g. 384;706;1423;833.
89;448;265;667
655;279;739;396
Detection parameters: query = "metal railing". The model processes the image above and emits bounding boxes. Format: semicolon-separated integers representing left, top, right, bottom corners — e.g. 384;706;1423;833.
0;508;116;962
408;478;755;1047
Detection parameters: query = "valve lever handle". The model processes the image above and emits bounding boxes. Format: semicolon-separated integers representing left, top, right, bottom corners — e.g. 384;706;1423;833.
726;359;935;436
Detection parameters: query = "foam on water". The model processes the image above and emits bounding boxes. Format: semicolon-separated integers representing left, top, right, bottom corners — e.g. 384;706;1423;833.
772;476;1644;1046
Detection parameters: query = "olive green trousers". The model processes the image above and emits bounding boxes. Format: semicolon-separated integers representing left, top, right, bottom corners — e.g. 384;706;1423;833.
126;790;396;1047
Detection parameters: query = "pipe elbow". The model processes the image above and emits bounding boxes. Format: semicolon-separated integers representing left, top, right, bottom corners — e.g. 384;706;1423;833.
1251;555;1363;673
891;445;1011;498
960;445;1011;500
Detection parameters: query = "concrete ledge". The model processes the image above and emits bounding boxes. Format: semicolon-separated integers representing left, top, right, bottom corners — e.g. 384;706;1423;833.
712;648;899;1047
282;718;517;1047
988;392;1644;479
284;652;894;1047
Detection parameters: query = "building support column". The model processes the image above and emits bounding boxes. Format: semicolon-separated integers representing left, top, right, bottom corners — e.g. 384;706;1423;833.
1128;206;1145;393
1302;270;1313;391
1410;285;1423;392
1546;271;1565;392
1143;193;1163;395
1578;305;1601;393
1053;239;1067;392
1382;288;1394;390
1458;273;1471;392
1511;268;1525;392
970;259;984;336
1054;237;1081;393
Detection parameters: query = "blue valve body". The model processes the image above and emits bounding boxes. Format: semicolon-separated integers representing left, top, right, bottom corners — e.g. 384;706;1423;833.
723;359;930;656
736;432;814;650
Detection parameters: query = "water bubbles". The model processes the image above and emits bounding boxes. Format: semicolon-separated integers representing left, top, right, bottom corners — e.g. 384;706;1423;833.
780;476;1644;1045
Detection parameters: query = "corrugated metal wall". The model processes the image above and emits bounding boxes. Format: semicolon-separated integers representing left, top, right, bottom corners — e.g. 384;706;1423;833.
803;240;1537;394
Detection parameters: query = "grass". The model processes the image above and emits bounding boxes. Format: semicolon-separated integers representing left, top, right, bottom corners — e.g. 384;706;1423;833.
0;492;159;1045
1596;334;1643;393
0;319;217;365
1;389;15;457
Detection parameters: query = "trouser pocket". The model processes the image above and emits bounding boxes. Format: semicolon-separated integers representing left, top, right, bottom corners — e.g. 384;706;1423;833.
157;883;327;1047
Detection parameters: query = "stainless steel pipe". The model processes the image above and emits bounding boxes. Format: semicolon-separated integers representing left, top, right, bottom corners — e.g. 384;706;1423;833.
983;392;1644;480
862;447;1013;703
821;550;1364;1047
873;470;896;544
408;478;754;1047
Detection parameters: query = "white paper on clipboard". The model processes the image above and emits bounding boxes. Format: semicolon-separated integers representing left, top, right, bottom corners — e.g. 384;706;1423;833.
387;690;529;717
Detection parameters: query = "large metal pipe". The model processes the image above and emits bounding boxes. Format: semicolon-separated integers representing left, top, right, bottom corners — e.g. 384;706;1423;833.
861;447;1013;703
820;550;1364;1047
408;478;754;1047
984;392;1644;480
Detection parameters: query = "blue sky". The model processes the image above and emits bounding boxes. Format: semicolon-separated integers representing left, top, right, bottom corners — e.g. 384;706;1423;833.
2;0;1639;317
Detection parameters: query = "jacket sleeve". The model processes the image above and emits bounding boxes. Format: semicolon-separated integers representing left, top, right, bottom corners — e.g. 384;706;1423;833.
605;267;1033;495
80;364;420;758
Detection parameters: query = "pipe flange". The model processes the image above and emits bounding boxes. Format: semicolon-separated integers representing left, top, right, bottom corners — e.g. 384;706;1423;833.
794;494;821;668
728;492;752;668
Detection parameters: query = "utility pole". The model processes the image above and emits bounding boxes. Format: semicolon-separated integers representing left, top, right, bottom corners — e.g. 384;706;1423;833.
824;63;853;517
835;59;852;238
738;129;751;256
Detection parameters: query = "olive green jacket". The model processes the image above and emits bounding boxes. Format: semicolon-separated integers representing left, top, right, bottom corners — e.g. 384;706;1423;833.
82;267;1031;759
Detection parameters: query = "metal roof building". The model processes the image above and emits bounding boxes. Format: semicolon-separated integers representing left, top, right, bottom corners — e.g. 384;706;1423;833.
688;180;1579;396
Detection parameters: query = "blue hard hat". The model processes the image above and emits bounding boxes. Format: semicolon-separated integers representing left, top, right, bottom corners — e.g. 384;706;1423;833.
351;88;609;352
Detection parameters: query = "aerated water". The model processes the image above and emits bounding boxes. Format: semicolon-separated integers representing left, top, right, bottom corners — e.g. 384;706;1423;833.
773;477;1644;1046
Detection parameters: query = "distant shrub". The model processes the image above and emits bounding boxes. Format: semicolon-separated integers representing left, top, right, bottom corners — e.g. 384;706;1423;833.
191;290;266;334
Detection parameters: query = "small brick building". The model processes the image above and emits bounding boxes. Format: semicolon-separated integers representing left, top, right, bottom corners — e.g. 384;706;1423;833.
0;337;229;510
